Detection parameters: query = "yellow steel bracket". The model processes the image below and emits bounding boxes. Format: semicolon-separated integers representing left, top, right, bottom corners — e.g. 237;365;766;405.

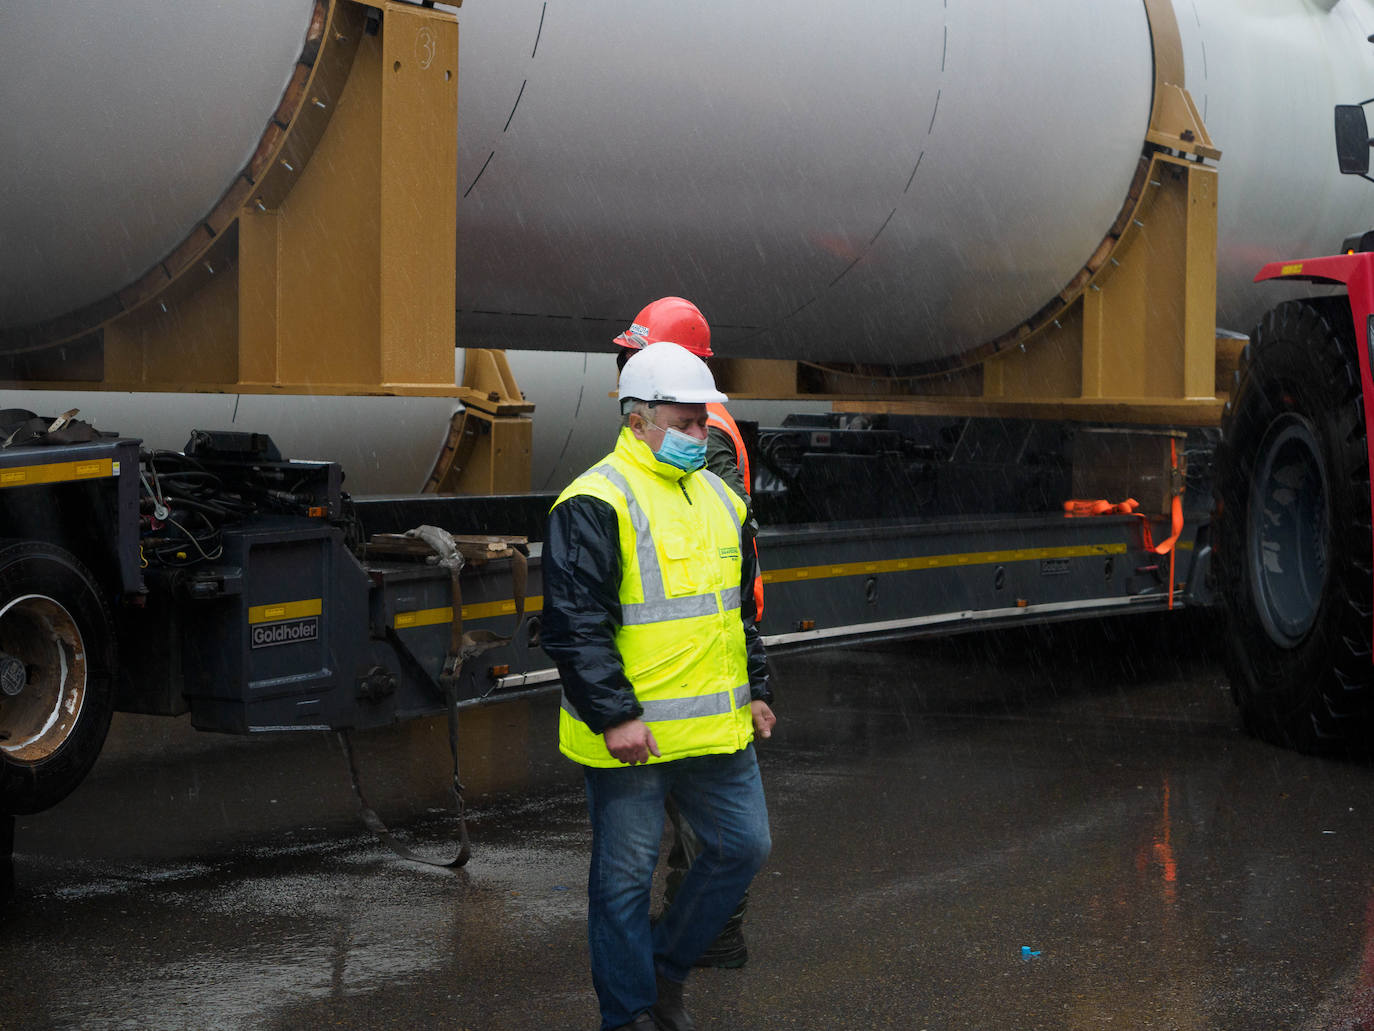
457;349;534;418
1147;85;1220;162
422;349;534;494
1142;0;1220;161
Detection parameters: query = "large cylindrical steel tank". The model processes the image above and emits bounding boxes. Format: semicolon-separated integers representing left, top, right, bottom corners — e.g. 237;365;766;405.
5;0;1374;362
453;0;1159;362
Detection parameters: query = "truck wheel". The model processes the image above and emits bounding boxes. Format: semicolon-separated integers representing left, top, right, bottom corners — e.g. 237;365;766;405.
1214;299;1373;751
0;543;116;814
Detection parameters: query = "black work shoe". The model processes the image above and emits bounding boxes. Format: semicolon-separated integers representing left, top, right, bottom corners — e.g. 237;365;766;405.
693;930;748;969
652;974;696;1031
611;1014;659;1031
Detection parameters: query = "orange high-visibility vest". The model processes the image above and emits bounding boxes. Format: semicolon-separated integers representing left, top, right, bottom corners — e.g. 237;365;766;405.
706;402;764;620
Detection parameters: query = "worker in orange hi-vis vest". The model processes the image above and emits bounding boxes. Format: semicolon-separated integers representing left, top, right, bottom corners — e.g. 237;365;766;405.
613;296;763;971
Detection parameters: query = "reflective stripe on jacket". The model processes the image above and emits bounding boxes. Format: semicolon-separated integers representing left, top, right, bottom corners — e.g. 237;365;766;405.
553;428;753;767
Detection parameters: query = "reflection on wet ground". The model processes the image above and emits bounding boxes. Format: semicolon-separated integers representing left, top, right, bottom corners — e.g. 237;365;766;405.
7;611;1374;1029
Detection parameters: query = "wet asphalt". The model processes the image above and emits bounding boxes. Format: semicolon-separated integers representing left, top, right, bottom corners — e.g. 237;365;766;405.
7;611;1374;1030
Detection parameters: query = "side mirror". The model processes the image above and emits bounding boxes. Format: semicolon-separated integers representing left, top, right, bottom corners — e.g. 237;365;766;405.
1335;104;1372;176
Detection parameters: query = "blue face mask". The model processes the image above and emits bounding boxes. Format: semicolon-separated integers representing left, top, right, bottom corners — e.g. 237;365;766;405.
650;423;708;472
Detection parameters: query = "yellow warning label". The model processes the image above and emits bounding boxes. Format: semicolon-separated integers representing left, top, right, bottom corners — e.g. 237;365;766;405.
394;597;545;628
248;598;323;624
1280;263;1304;276
0;458;114;488
394;606;453;629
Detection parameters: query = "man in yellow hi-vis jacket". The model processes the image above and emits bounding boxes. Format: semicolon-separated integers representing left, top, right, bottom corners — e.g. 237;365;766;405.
542;341;775;1031
612;297;763;972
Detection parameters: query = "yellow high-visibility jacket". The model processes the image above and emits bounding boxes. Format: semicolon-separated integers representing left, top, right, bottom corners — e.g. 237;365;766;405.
550;428;758;767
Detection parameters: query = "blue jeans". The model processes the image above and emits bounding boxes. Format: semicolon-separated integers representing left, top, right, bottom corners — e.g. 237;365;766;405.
583;745;771;1030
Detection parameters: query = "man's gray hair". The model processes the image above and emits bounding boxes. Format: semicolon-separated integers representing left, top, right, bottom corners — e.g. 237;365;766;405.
621;399;656;427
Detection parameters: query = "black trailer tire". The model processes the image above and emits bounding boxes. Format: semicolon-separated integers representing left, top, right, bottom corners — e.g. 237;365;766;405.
1214;299;1374;751
0;542;116;814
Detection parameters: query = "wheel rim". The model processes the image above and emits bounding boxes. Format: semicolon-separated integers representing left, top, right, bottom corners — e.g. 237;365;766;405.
0;594;87;763
1247;414;1331;647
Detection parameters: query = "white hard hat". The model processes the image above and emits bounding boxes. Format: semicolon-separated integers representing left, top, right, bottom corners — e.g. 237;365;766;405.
617;340;728;409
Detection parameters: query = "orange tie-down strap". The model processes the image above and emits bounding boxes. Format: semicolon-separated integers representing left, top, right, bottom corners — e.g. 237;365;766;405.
1063;498;1140;517
1062;441;1185;608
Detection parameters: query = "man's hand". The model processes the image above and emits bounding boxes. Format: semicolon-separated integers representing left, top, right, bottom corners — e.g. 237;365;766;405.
604;718;662;765
751;700;776;740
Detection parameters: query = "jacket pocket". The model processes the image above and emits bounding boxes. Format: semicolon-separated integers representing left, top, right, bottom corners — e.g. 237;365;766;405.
624;637;696;684
657;521;711;597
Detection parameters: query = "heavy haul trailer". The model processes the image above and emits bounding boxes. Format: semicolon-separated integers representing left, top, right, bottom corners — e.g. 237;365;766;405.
2;0;1374;826
0;409;1206;809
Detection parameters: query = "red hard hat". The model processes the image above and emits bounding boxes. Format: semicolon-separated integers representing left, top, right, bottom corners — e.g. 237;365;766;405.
612;296;712;358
